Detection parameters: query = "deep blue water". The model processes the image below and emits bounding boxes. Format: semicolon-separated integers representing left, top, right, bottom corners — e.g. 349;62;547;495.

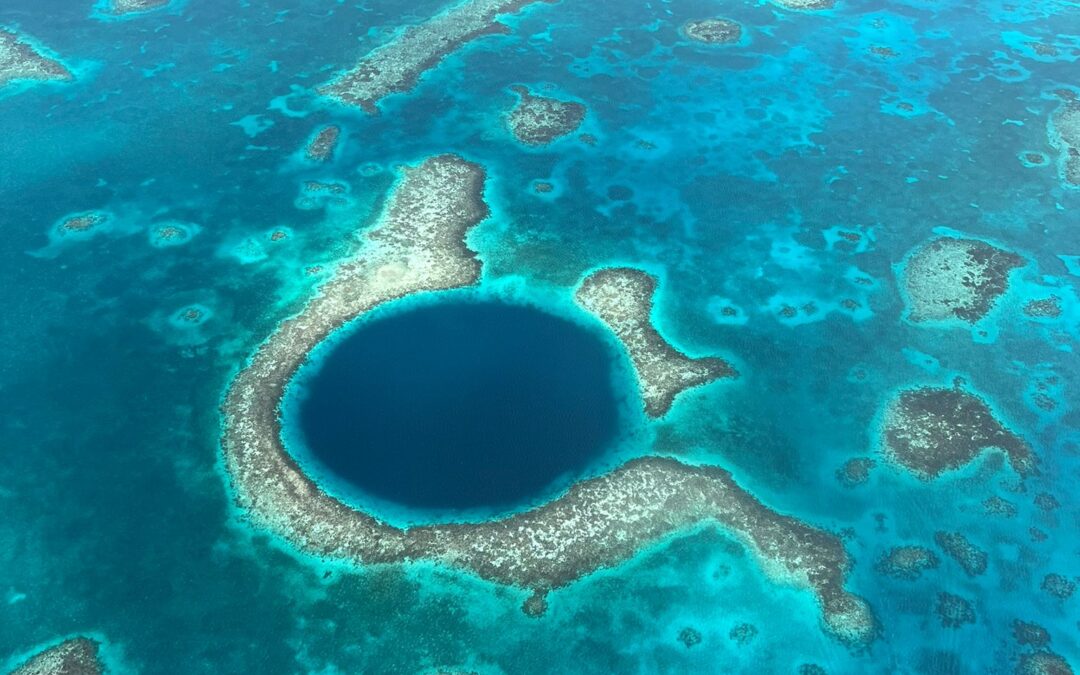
297;301;620;510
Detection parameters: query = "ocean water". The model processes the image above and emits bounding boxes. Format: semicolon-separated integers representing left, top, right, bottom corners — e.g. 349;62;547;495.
0;0;1077;673
291;299;626;518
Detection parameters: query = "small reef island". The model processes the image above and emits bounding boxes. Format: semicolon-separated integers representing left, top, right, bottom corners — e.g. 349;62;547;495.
304;125;341;162
99;0;172;14
221;154;876;647
681;18;743;45
898;236;1024;325
506;85;587;145
8;638;103;675
0;29;72;88
771;0;836;9
878;381;1035;480
319;0;558;112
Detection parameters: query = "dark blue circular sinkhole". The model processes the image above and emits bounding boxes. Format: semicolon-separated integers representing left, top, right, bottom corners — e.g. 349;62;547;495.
296;300;622;512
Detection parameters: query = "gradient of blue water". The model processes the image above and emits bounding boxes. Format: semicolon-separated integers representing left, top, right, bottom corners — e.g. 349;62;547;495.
297;301;621;510
1;0;1078;672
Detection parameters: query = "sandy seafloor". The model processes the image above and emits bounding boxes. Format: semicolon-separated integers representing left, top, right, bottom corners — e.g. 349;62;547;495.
1;0;1079;672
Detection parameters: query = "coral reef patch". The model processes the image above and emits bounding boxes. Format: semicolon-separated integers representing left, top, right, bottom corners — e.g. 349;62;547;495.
899;236;1024;325
319;0;557;112
1049;99;1080;188
507;85;586;146
575;267;737;417
875;546;939;580
8;638;102;675
879;384;1034;480
0;29;71;88
681;19;742;45
220;155;872;647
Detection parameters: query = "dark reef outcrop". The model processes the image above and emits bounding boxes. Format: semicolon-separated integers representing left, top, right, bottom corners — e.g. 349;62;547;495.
879;384;1034;480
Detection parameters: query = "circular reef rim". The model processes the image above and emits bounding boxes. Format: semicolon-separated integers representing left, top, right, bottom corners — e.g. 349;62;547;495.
220;155;875;648
280;290;642;525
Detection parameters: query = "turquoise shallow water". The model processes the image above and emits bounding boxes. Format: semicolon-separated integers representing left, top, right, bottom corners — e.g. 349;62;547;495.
1;0;1078;673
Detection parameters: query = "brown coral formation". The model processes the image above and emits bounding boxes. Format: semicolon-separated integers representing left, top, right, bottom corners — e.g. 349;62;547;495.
677;627;702;648
575;267;737;417
59;212;108;234
0;30;71;87
104;0;170;14
899;236;1024;324
1024;296;1062;319
934;531;987;577
1034;493;1060;511
507;85;586;146
983;496;1017;518
155;225;185;242
319;0;556;112
681;19;742;45
303;180;347;194
772;0;835;9
836;457;875;487
1049;99;1080;187
1017;651;1075;675
1040;573;1076;600
1012;620;1051;649
305;125;341;162
879;385;1034;480
875;545;939;580
220;154;873;647
9;638;102;675
729;622;758;646
935;591;975;628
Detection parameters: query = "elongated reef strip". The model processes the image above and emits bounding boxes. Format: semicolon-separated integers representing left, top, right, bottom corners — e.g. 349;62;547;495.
879;385;1035;480
104;0;171;14
899;236;1023;325
935;531;988;577
9;638;102;675
0;30;72;87
318;0;556;112
1049;100;1080;188
221;154;872;647
772;0;835;9
305;125;341;162
575;267;737;417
